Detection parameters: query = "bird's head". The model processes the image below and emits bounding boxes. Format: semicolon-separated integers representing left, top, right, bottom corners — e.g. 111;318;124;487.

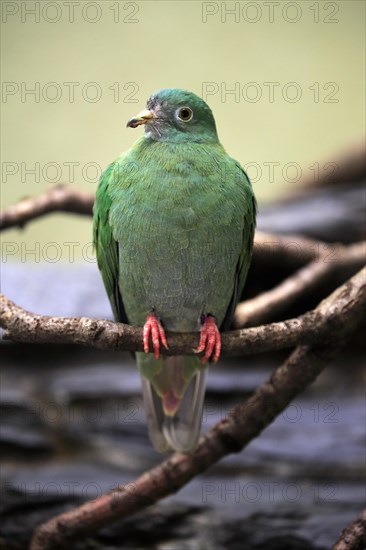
126;88;219;143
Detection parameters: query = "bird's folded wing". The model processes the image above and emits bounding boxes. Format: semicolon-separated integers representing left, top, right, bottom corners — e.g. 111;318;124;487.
221;162;257;330
93;162;129;324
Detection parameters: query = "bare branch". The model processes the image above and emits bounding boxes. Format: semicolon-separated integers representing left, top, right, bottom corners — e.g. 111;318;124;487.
0;184;94;230
252;230;330;268
2;187;365;549
332;508;366;550
29;269;365;550
1;267;365;356
234;242;366;327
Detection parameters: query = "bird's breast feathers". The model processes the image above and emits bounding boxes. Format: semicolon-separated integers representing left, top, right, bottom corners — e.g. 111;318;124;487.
107;139;252;329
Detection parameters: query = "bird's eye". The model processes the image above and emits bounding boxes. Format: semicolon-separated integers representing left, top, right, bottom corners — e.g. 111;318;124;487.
176;107;193;122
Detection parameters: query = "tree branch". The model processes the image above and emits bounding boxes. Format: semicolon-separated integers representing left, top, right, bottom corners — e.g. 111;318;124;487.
332;508;366;550
252;230;331;269
29;269;365;549
1;267;365;356
0;184;94;230
234;241;365;327
2;185;365;549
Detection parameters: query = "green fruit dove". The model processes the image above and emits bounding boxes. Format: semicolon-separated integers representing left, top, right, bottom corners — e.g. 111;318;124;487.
93;88;256;453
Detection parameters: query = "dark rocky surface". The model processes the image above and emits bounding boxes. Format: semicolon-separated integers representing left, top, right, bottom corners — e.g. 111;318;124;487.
258;182;366;243
1;259;365;549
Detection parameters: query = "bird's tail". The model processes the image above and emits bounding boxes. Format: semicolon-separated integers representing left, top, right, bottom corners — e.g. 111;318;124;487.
136;353;207;453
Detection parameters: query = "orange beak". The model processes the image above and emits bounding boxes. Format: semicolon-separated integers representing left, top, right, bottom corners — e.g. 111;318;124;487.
126;109;155;128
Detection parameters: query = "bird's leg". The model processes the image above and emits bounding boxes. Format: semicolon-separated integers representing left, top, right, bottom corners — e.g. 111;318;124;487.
143;311;169;359
196;314;221;364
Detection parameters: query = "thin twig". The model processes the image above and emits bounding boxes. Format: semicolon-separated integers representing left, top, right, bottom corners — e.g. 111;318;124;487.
29;269;366;549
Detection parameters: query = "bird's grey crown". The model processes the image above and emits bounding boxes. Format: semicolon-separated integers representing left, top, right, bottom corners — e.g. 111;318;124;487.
147;95;159;110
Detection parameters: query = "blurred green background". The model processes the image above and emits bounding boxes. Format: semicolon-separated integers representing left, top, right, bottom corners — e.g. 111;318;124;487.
1;0;365;259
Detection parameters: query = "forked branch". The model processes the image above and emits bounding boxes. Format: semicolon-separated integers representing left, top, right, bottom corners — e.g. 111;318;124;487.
29;269;365;549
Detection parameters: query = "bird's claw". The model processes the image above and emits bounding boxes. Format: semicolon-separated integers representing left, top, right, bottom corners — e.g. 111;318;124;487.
195;315;221;364
143;312;168;359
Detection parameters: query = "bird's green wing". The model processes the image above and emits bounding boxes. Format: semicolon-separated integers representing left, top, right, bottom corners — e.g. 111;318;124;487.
93;162;129;323
221;162;257;330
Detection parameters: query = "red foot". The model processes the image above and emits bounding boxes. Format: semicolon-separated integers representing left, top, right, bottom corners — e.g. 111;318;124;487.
196;315;221;364
143;312;168;359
